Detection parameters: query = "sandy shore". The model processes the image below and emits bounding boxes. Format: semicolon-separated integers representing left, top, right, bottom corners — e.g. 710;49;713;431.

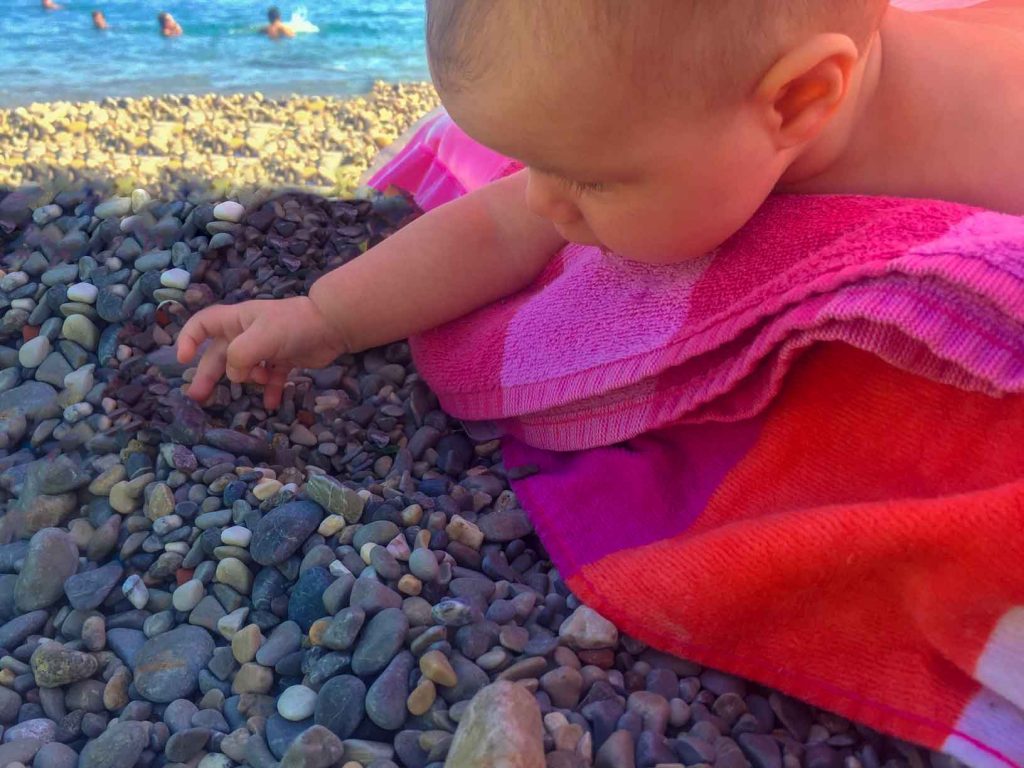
0;82;439;198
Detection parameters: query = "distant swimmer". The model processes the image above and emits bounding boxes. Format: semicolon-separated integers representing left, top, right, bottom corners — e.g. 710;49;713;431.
158;11;182;37
41;0;64;10
262;7;295;39
92;10;109;30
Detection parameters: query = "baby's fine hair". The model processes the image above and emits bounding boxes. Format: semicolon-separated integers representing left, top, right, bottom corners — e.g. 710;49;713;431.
427;0;889;106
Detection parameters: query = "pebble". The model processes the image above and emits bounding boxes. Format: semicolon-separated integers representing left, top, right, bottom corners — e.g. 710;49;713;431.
250;499;324;566
559;606;619;650
78;720;148;768
213;201;245;223
30;642;99;687
314;675;366;740
172;579;206;612
18;335;49;367
278;685;318;721
67;282;99;304
133;625;215;702
60;314;99;351
14;527;78;612
352;607;409;675
446;681;545;768
160;268;191;290
280;724;345;768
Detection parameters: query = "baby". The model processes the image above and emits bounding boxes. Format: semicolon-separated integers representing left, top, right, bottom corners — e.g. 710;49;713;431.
178;0;1024;409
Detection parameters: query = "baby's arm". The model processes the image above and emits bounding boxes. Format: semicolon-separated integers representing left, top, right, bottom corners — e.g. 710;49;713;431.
308;169;564;353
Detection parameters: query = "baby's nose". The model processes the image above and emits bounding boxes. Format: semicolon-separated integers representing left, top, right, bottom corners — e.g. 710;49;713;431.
525;171;581;226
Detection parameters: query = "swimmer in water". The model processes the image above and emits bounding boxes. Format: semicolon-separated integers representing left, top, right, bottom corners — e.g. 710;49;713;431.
41;0;64;10
262;6;295;39
158;12;182;37
92;10;109;30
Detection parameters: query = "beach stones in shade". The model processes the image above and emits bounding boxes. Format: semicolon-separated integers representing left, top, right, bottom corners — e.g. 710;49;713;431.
17;335;49;368
30;642;99;687
351;607;408;676
202;427;270;459
286;566;333;631
93;197;132;219
66;282;98;304
14;528;78;612
314;675;366;739
78;720;148;768
280;724;344;768
0;381;60;420
365;650;414;730
305;473;365;523
250;500;323;566
446;681;545;768
132;625;215;702
60;313;99;350
213;201;245;223
559;605;619;650
277;685;317;721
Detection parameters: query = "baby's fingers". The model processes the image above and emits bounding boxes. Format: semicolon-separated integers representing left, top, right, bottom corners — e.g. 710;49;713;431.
186;338;228;403
177;305;240;364
225;322;280;384
262;365;291;411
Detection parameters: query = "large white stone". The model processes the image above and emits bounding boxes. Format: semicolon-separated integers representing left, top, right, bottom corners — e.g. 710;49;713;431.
160;268;191;290
277;685;318;721
18;336;50;368
213;201;245;223
67;282;98;304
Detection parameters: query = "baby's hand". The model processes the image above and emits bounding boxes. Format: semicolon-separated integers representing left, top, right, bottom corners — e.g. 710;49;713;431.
176;296;346;410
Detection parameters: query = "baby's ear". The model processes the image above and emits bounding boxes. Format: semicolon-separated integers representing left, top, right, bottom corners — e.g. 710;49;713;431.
756;33;860;149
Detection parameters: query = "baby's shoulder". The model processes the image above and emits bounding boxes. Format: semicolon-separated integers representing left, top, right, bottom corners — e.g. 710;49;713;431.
929;0;1024;30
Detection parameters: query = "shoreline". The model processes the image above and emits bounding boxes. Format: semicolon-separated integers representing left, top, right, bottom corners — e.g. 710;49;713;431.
0;82;439;198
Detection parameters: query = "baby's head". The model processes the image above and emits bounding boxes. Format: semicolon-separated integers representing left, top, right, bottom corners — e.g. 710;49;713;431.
427;0;887;262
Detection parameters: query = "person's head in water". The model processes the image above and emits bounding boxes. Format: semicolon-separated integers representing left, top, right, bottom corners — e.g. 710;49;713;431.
158;11;182;37
92;10;108;29
268;7;281;24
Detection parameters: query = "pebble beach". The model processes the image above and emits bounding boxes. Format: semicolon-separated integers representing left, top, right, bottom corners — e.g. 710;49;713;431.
0;89;954;768
0;82;439;198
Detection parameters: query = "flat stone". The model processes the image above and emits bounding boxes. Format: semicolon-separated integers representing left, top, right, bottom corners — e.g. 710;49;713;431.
596;730;635;768
18;336;50;368
250;500;323;566
365;650;414;731
94;197;132;218
15;528;78;612
287;566;332;631
478;508;533;542
165;727;211;762
278;685;318;722
0;381;60;420
30;642;99;687
446;681;544;768
305;474;365;523
66;282;98;304
322;607;365;651
265;713;310;760
281;724;344;768
133;625;215;702
203;427;270;459
64;562;123;610
32;741;78;768
78;720;147;768
60;314;99;351
314;675;366;740
351;608;408;676
559;606;619;650
255;620;302;667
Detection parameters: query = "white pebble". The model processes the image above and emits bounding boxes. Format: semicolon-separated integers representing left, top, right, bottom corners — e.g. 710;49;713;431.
221;525;252;548
122;574;149;610
11;298;36;312
17;336;50;368
329;560;352;578
63;364;95;403
213;201;245;223
277;685;317;721
63;402;93;424
94;197;132;219
172;579;205;612
66;282;98;304
160;268;191;290
1;271;28;291
131;188;151;213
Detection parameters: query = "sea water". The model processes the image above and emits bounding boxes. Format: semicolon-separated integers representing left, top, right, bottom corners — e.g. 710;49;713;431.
0;0;428;106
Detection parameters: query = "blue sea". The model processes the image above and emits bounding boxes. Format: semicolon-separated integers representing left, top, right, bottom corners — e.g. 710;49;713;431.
0;0;430;106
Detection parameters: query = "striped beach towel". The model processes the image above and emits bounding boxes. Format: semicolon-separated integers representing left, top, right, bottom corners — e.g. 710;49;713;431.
368;108;1024;765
